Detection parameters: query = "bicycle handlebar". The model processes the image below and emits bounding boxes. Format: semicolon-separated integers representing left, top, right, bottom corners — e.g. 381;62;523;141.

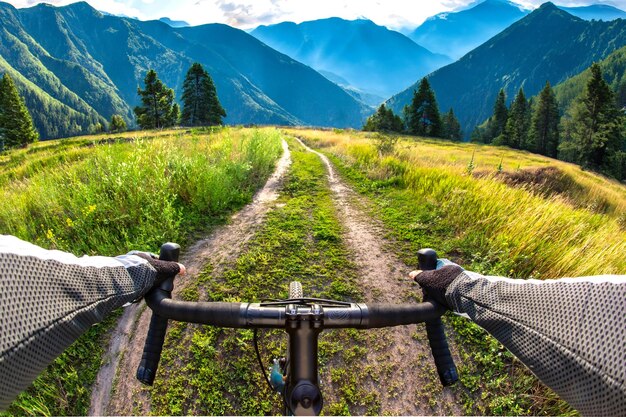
136;242;179;386
419;248;459;386
136;244;458;411
142;295;447;329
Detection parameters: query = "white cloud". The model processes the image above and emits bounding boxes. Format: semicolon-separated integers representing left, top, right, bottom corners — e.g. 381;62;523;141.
4;0;626;29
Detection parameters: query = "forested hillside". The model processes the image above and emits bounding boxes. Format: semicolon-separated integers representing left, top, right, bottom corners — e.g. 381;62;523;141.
388;2;626;137
552;45;626;113
0;1;369;139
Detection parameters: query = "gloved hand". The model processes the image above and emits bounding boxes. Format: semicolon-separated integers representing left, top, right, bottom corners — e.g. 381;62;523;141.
132;252;186;286
409;264;464;309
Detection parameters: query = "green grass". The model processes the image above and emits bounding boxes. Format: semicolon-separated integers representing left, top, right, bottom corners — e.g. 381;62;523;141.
1;127;283;416
150;138;381;415
289;128;626;415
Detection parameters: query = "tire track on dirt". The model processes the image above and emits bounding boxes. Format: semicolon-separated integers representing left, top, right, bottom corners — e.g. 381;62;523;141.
295;137;463;415
89;139;292;416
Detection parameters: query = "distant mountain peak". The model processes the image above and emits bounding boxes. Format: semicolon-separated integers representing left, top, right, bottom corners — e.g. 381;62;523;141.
410;0;528;59
539;1;558;10
528;1;582;21
159;17;190;28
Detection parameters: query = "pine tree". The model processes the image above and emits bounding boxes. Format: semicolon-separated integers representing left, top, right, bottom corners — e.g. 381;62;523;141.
110;114;127;133
501;88;530;149
403;78;442;137
487;89;508;144
169;103;180;127
530;81;560;158
363;104;403;133
0;73;38;149
134;69;176;129
570;63;623;169
180;63;226;126
442;108;462;141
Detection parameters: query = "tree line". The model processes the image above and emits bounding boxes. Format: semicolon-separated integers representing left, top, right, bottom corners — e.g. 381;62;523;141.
363;77;462;141
0;62;225;152
472;63;625;180
365;63;626;181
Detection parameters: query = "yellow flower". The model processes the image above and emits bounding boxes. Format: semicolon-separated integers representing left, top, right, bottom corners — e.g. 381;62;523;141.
46;229;54;240
66;218;74;227
82;204;97;216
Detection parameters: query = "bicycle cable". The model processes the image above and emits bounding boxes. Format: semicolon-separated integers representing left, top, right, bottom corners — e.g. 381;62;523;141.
253;328;274;393
253;328;296;416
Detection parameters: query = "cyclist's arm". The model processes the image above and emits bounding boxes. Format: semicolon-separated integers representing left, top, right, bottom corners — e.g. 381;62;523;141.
445;270;626;416
0;235;159;410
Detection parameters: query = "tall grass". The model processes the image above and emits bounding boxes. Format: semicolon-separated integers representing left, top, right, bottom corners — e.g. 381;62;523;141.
292;129;625;277
0;127;283;256
1;127;283;416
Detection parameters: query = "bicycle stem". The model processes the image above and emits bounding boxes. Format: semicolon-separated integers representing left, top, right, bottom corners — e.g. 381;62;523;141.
285;304;324;415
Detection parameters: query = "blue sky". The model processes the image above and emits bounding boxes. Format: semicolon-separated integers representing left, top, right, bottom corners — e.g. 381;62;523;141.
5;0;626;30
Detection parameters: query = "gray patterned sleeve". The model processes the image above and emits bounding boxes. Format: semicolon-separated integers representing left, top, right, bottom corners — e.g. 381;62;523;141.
446;271;626;416
0;235;158;410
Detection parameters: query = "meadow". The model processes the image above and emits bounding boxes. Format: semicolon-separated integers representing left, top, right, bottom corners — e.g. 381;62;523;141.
289;128;625;414
2;126;625;416
0;127;283;416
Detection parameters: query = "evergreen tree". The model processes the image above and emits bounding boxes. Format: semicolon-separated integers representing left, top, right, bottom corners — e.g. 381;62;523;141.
180;63;226;126
530;81;560;158
363;104;403;133
134;69;176;129
403;78;442;137
0;73;38;149
110;114;127;133
487;89;508;144
442;108;462;141
470;126;485;143
569;63;623;169
501;88;530;149
169;103;180;127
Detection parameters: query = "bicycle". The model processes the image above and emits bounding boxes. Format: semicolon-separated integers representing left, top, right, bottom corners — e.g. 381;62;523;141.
136;243;458;416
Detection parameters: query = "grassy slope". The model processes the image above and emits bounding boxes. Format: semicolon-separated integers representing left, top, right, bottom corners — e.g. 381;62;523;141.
0;127;283;416
290;128;625;415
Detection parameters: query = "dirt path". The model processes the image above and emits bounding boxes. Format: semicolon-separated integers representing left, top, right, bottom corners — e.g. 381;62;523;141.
295;137;462;415
89;139;292;416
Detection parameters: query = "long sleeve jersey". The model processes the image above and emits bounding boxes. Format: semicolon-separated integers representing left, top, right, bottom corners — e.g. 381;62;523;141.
0;235;158;411
0;235;624;415
446;270;626;416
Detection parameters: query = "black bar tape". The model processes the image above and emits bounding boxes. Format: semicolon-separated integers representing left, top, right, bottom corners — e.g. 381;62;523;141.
418;248;459;387
136;243;180;385
364;303;444;328
426;318;458;386
136;313;169;385
152;297;247;328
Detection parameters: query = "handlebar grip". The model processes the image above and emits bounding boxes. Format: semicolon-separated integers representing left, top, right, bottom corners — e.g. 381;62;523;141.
136;312;169;385
418;248;459;387
136;242;180;386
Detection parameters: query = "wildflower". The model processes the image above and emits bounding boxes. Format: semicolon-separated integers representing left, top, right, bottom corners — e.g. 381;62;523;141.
66;218;74;227
82;204;97;216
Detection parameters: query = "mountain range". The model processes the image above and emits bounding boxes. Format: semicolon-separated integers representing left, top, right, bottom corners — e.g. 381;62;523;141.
0;1;369;139
1;0;625;140
408;0;626;60
388;2;626;137
251;18;451;104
